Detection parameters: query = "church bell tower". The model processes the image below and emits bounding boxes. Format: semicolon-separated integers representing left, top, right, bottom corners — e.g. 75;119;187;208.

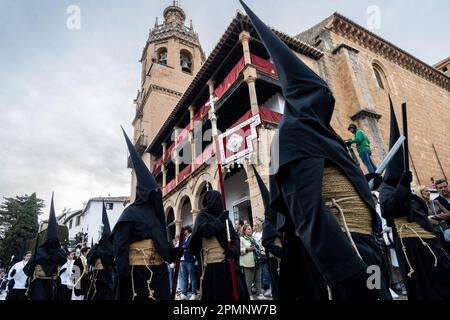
130;1;205;201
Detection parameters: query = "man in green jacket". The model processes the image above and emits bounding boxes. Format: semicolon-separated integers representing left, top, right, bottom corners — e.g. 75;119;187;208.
346;124;377;173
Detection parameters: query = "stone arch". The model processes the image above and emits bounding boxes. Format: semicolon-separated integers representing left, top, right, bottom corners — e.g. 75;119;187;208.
180;49;193;73
156;47;168;65
165;206;175;241
176;194;194;230
192;172;213;207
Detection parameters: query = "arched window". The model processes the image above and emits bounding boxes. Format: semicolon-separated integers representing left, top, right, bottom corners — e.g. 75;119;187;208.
180;50;192;73
372;63;389;90
157;47;168;65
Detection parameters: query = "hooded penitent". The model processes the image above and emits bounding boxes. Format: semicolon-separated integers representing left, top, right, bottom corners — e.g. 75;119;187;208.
109;127;170;260
239;1;381;288
89;201;114;268
34;193;66;275
190;190;232;260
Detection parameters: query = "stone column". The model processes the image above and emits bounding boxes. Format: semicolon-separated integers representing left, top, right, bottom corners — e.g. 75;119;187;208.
191;208;200;224
239;31;252;65
174;127;180;184
189;106;196;167
244;72;259;116
162;143;167;195
175;219;182;236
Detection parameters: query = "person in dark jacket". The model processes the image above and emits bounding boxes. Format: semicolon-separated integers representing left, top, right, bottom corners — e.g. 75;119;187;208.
179;226;199;300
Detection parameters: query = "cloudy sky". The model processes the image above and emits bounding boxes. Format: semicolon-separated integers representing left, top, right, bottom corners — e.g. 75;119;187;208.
1;0;449;219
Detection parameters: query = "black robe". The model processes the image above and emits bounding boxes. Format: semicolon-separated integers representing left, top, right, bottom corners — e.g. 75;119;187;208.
190;195;250;301
23;241;66;301
110;216;175;301
72;256;89;298
380;182;450;300
86;243;115;300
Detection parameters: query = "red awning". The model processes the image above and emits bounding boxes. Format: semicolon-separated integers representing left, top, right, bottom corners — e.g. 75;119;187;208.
152;157;163;175
193;103;210;121
259;106;282;124
214;57;245;99
178;164;192;183
164;178;177;194
251;54;277;76
194;144;214;169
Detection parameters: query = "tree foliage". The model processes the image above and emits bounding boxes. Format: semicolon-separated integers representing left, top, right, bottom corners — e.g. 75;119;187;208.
0;193;44;267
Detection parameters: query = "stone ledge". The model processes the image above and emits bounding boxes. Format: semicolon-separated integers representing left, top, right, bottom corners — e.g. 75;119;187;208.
332;43;360;55
350;109;382;121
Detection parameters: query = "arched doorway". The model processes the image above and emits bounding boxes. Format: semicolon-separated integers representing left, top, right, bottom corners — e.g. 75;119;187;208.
180;196;193;228
166;208;175;241
224;166;252;226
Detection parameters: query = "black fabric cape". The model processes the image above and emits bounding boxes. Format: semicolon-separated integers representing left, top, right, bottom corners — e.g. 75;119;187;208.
239;1;380;288
190;191;249;300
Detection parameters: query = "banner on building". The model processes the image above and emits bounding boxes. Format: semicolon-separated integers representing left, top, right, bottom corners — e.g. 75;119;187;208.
218;114;261;165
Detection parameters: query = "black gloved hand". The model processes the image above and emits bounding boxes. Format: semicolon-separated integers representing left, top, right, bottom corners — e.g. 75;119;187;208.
218;211;230;222
400;171;413;187
345;141;352;147
365;173;382;190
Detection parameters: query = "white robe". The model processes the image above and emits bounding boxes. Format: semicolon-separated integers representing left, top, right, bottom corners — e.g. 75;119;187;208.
7;261;28;289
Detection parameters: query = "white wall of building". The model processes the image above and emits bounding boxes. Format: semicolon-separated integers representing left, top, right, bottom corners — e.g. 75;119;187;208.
265;92;285;114
83;200;127;244
224;169;250;222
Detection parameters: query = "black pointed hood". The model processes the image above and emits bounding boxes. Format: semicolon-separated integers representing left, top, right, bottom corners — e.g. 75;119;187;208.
109;127;170;261
383;96;404;186
122;126;159;204
101;201;111;237
252;165;284;241
46;193;58;242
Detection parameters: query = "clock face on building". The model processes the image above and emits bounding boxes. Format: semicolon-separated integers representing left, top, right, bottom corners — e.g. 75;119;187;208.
226;133;244;153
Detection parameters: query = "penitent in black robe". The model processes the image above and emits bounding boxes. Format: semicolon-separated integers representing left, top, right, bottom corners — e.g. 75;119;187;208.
190;191;250;301
110;210;176;301
23;240;67;301
86;246;115;300
380;183;450;300
112;127;178;300
254;165;327;300
239;0;389;300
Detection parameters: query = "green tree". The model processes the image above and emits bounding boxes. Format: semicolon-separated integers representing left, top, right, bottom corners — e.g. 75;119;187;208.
0;193;44;267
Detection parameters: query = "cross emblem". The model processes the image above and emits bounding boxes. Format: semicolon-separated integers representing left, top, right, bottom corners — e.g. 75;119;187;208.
206;94;219;112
